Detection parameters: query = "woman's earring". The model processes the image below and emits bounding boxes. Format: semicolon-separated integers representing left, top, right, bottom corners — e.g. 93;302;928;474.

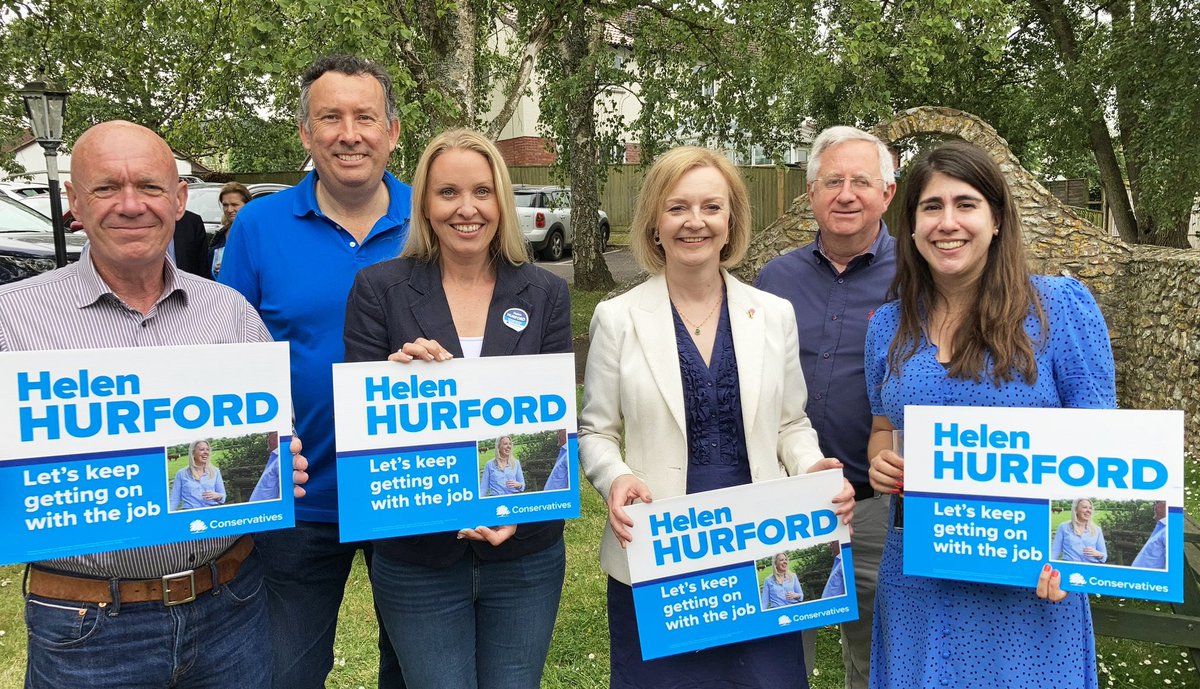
993;228;1000;236
653;230;661;245
911;233;916;240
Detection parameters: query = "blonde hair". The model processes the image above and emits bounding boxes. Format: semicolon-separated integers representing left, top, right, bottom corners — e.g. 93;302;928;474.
188;440;215;478
402;128;529;265
629;146;750;273
1070;498;1097;536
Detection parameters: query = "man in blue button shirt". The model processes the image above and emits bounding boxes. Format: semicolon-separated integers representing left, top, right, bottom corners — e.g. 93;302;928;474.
219;55;410;689
756;126;896;689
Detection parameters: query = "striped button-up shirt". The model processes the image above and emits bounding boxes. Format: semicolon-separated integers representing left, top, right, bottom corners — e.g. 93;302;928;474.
0;247;272;578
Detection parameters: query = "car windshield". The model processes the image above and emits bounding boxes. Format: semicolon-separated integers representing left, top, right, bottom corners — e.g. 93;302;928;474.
513;192;539;208
186;187;224;225
0;197;54;233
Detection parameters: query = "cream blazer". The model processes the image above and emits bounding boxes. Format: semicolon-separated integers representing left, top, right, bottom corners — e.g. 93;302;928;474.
579;270;825;584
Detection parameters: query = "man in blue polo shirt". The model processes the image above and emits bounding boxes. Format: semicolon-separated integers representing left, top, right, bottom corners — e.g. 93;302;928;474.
219;55;409;689
756;126;896;689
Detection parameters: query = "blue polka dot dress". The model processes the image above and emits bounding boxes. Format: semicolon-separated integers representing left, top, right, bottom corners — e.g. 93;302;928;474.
864;276;1116;689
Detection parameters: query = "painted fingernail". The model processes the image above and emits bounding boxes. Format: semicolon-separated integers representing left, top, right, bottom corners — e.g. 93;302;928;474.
1043;564;1052;573
1051;570;1060;579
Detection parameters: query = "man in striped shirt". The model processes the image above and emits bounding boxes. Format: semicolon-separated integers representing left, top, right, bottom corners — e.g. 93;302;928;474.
0;120;300;689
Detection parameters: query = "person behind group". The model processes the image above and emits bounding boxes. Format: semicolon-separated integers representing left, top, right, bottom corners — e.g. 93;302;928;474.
171;207;210;277
866;140;1116;689
1051;498;1107;563
170;439;227;510
481;435;525;496
761;553;804;610
543;429;570;491
755;126;897;688
343;127;570;689
209;181;250;279
218;54;410;689
578;145;855;689
0;120;308;689
1131;500;1168;569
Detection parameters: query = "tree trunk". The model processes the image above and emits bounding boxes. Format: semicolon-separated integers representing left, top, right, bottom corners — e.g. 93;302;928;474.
1029;0;1140;245
562;3;615;291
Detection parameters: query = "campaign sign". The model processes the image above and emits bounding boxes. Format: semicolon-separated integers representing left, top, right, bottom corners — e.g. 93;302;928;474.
0;343;294;565
332;353;580;541
624;470;856;660
902;406;1184;603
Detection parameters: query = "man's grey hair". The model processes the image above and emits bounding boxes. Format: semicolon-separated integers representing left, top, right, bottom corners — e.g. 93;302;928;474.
296;55;398;130
806;126;895;184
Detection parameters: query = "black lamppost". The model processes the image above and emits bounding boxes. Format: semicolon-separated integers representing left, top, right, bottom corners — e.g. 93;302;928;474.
19;80;69;267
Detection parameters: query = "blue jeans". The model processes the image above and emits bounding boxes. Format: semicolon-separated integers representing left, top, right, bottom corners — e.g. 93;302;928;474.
371;539;566;689
253;521;403;689
25;550;269;689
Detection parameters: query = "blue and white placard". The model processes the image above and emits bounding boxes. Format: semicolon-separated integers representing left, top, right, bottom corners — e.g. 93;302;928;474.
624;470;857;660
0;343;294;565
332;353;580;541
903;406;1184;602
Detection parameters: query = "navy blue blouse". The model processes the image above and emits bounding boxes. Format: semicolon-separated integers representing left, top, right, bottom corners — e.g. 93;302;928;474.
671;296;751;494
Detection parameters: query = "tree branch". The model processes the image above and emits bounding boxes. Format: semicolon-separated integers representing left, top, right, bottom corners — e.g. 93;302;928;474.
486;12;564;139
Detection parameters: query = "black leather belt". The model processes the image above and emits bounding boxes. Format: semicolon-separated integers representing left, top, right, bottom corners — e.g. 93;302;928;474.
852;482;878;501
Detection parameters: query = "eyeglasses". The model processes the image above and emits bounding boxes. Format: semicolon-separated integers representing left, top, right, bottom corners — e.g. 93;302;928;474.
813;175;885;192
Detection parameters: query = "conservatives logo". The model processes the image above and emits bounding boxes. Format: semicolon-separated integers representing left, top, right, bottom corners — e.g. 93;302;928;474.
777;615;792;627
1068;573;1087;586
495;505;511;518
189;520;208;534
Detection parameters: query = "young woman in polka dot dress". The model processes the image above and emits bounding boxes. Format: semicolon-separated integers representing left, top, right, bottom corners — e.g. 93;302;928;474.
864;140;1113;689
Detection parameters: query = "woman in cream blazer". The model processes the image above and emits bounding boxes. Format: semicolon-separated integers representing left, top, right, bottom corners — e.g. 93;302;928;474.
578;146;853;689
581;268;830;583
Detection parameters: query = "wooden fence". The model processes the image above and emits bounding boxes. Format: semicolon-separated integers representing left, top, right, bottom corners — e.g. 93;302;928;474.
509;165;810;239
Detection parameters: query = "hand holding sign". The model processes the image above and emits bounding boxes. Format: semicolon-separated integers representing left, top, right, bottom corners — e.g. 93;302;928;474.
291;436;308;499
1035;564;1068;603
609;473;654;548
388;338;454;363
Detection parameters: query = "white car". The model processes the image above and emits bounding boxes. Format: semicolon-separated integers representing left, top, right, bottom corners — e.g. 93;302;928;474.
0;182;51;201
513;185;610;261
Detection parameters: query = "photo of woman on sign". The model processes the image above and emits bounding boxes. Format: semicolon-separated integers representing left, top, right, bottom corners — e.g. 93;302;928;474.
168;440;226;510
1051;498;1107;563
865;141;1116;689
760;553;804;609
480;435;525;496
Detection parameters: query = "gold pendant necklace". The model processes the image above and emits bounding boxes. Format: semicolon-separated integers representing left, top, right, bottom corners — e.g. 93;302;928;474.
673;294;722;335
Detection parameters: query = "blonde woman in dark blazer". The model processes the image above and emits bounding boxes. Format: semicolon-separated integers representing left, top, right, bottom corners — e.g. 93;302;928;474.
579;146;855;689
344;128;568;689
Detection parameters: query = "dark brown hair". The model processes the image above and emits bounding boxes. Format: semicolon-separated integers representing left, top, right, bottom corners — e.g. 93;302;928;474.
888;140;1044;386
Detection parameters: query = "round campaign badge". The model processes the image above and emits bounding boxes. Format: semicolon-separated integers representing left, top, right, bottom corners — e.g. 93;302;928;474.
503;308;529;332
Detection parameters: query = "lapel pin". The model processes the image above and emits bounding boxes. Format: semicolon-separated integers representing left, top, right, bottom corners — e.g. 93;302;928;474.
503;307;529;332
747;308;756;319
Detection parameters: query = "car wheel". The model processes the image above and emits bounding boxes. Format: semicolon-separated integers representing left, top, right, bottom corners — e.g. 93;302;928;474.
599;221;610;252
540;229;565;261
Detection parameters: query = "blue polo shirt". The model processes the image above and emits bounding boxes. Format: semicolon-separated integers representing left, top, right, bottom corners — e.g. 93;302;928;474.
220;171;412;521
755;225;895;486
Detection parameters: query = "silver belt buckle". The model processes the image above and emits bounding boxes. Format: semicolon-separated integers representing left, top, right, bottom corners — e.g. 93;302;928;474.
162;569;197;606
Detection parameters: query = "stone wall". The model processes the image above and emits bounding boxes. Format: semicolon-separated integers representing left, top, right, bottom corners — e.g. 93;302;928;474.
737;106;1199;449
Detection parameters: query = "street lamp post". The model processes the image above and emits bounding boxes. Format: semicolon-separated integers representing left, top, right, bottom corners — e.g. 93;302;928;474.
19;80;70;267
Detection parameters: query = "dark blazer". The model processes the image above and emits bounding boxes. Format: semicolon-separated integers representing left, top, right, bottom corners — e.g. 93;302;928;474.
344;256;572;568
173;210;210;277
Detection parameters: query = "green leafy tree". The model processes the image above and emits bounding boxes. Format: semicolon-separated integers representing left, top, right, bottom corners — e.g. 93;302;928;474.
0;0;295;172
